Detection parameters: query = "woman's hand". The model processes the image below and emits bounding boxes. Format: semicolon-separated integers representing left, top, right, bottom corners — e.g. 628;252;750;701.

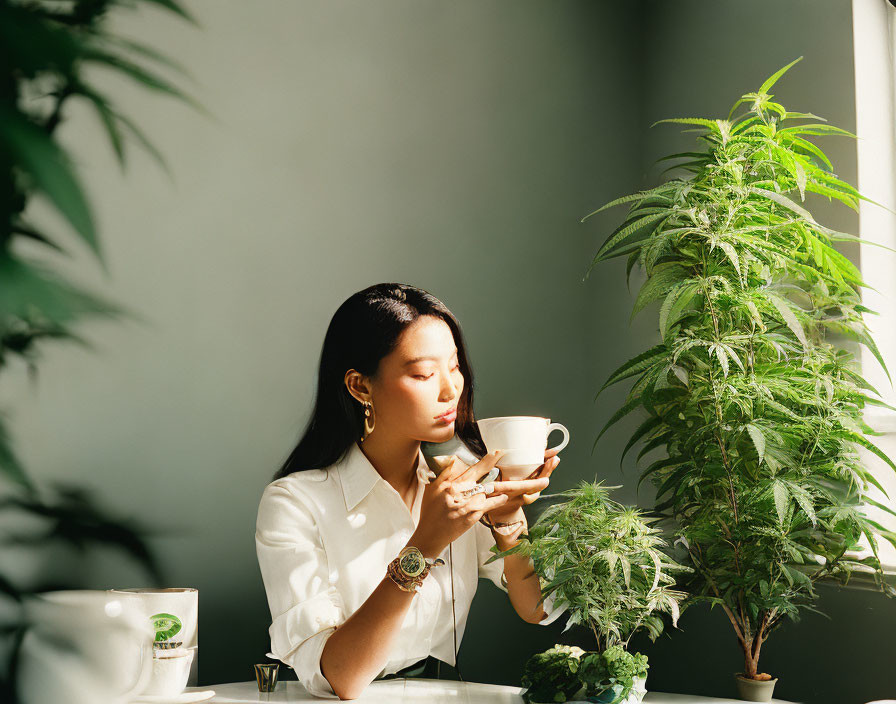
485;447;561;525
410;450;513;558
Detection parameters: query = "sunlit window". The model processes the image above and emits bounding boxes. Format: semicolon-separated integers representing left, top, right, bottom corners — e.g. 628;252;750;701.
852;0;896;571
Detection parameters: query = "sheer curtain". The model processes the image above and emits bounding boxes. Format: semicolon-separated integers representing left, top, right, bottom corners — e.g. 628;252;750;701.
852;0;896;570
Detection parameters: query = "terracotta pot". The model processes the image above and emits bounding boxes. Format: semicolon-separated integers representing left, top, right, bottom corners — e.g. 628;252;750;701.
734;673;778;702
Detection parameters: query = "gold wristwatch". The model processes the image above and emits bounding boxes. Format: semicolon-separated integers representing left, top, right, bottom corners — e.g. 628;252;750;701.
387;546;445;593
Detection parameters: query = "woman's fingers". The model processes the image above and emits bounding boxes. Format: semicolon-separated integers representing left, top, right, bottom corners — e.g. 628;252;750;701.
437;450;502;485
433;457;466;484
526;455;560;479
490;477;549;496
470;493;510;515
454;449;504;483
457;490;507;515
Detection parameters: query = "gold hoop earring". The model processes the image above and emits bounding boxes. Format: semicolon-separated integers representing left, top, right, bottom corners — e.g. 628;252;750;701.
361;401;375;442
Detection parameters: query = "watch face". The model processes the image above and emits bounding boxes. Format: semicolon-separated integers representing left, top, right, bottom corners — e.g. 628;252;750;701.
398;548;425;577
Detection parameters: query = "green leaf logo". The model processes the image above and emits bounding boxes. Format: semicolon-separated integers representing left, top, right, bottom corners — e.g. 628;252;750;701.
151;612;183;642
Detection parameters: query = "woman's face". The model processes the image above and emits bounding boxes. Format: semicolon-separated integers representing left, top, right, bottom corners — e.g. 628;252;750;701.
367;315;465;443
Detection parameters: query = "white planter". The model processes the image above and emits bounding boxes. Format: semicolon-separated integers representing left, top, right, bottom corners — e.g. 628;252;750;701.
566;675;648;703
626;676;648;703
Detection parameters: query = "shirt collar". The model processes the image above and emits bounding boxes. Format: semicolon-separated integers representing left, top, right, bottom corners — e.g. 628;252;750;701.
339;441;432;512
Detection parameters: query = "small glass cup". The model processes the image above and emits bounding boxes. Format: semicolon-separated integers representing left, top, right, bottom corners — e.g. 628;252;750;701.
254;663;279;692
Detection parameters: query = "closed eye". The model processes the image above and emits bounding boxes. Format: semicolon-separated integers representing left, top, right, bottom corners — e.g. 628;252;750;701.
414;364;460;381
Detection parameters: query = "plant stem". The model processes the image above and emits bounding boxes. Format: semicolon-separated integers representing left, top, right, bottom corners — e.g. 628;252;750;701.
689;546;748;648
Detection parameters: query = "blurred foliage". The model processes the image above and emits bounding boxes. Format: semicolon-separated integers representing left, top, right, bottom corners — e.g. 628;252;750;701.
0;0;200;699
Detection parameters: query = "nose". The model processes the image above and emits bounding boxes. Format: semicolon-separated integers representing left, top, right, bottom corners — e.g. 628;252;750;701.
440;368;459;401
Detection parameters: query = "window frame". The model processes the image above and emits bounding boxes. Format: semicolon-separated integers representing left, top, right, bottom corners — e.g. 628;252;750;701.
849;0;896;574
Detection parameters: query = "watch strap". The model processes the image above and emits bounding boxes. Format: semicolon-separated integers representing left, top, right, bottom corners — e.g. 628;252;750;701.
387;549;446;593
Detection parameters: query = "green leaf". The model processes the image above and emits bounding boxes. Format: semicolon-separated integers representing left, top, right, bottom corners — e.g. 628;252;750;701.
10;223;67;255
74;84;126;168
714;344;729;377
772;480;790;525
758;57;804;95
619;555;631;588
0;414;33;491
113;111;173;177
620;416;664;465
659;281;700;342
745;424;766;465
632;265;689;320
97;33;195;79
581;188;672;222
785;135;833;170
849;433;896;477
82;48;210;119
765;292;808;351
783;564;812;588
593;212;670;264
750;187;817;224
0;108;101;264
788;482;818;527
594;397;643;451
595;345;668;400
136;0;199;24
0;255;130;333
778;124;858;139
651;118;720;131
638;457;687;493
862;496;896;522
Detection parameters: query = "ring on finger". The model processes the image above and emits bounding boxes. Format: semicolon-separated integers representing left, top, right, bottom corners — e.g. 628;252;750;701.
459;483;487;500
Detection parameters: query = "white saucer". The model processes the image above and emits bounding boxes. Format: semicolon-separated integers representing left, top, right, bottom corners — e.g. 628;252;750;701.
132;690;215;703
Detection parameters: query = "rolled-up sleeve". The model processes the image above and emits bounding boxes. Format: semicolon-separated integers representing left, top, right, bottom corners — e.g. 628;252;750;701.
255;481;346;699
474;521;567;626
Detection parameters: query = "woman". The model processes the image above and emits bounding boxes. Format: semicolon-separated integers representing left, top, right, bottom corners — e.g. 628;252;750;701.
255;283;566;700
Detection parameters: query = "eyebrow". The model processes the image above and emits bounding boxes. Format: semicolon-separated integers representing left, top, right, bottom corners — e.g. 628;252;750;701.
404;349;459;366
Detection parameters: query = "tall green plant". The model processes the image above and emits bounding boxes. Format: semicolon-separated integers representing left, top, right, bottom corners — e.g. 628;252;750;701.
588;56;896;681
0;0;200;699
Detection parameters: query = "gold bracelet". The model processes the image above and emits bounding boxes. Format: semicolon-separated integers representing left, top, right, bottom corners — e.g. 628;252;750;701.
481;513;527;536
387;557;423;592
387;555;435;593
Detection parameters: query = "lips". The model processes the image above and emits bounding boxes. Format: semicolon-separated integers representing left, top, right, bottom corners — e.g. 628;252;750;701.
435;407;457;421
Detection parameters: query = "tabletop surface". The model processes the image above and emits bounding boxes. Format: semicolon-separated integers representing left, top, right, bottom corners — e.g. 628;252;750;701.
185;680;797;703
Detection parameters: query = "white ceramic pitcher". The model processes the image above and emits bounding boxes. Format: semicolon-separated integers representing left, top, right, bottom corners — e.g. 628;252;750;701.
17;589;154;704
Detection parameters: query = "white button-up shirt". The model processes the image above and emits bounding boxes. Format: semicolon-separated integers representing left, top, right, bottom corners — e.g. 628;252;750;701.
255;440;566;698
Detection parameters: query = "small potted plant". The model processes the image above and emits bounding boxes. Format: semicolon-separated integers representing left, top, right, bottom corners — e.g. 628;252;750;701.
518;644;588;704
490;481;690;704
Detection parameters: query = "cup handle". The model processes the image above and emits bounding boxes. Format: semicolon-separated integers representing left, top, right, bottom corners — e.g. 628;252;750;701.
123;628;154;702
546;423;570;454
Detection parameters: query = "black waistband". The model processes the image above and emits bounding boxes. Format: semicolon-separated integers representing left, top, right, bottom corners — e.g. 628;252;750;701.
378;655;460;681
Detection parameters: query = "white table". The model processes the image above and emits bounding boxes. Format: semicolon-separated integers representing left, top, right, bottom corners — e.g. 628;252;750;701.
186;680;796;703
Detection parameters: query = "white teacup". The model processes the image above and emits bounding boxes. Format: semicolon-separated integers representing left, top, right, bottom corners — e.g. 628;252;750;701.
143;647;195;697
109;587;199;687
477;416;570;479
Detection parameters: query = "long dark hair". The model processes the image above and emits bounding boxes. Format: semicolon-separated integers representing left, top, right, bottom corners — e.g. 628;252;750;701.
272;283;486;481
